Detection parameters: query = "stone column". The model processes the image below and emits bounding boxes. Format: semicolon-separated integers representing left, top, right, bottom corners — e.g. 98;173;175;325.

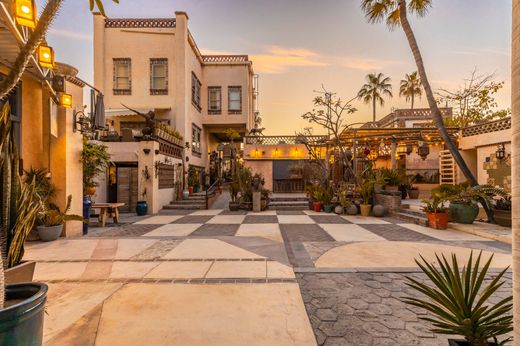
511;0;520;339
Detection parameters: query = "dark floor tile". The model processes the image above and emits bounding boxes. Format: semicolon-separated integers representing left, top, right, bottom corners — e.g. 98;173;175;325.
360;224;437;241
309;215;350;224
276;210;306;215
243;215;279;224
190;224;239;236
280;224;335;242
88;224;161;237
220;210;248;215
172;215;214;224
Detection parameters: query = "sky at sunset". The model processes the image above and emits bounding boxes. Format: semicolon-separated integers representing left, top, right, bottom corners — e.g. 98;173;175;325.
39;0;512;135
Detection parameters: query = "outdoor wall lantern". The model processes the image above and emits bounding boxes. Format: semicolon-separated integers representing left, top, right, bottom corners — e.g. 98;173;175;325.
185;142;190;149
60;93;72;108
37;44;54;68
14;0;37;28
496;143;506;160
417;141;430;161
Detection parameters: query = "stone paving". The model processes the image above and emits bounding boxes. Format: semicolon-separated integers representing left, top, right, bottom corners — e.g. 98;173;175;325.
24;208;513;346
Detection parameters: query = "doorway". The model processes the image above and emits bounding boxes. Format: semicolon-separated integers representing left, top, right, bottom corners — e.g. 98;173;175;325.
108;164;138;213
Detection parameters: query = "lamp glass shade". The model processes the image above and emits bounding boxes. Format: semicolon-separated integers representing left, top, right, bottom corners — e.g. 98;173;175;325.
60;93;72;108
38;45;54;68
15;0;37;28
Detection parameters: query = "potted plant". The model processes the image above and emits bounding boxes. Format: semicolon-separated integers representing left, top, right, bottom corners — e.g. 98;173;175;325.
187;166;198;195
408;186;420;199
322;187;334;213
312;189;323;212
421;195;449;230
229;179;240;211
403;251;513;346
373;169;388;193
494;196;511;228
359;178;374;217
37;195;85;242
382;168;403;192
448;185;507;225
260;188;271;211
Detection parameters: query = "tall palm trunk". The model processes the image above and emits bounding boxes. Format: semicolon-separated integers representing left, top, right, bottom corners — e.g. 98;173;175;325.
397;0;494;223
372;91;376;124
511;0;520;339
411;92;414;110
0;0;63;100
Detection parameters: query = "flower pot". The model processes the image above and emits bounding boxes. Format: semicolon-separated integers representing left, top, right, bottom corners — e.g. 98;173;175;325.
5;261;36;284
37;224;63;242
408;189;420;199
188;186;194;195
449;202;479;224
182;190;190;199
360;204;371;217
323;204;334;213
0;283;48;346
346;204;358;215
85;186;96;196
494;209;511;228
83;196;92;235
136;201;148;216
229;202;240;211
193;185;200;193
373;204;385;217
313;202;322;212
427;212;448;230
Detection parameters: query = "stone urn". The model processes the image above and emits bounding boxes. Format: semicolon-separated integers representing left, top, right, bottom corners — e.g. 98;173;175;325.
346;204;358;215
334;205;344;214
373;204;385;217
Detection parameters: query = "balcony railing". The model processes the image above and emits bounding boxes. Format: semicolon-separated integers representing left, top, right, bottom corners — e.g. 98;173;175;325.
202;55;249;63
244;135;328;146
461;117;511;137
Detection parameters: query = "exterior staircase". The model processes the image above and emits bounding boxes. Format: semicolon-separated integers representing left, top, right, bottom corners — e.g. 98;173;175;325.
268;194;309;210
163;192;208;210
391;203;429;226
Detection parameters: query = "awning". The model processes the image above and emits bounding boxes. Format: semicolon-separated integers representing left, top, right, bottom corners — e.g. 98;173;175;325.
104;107;171;117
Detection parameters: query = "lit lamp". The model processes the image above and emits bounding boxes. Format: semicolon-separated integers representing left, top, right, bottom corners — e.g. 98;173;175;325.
496;143;506;160
14;0;37;28
396;143;407;156
60;93;72;108
38;45;54;68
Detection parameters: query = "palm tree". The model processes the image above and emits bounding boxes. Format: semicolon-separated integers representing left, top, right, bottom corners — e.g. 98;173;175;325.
511;0;520;339
0;0;117;100
357;72;393;125
399;71;422;109
360;0;488;217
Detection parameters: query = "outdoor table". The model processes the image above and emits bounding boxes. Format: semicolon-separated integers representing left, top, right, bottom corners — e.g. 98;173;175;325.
92;203;125;227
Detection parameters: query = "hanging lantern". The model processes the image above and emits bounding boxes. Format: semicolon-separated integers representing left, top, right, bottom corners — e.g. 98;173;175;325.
417;141;430;160
406;143;413;155
396;143;407;156
14;0;37;28
60;93;72;108
38;44;55;68
496;143;506;160
377;139;391;158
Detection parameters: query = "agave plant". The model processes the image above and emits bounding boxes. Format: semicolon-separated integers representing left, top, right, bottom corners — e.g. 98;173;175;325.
39;195;85;227
403;252;513;346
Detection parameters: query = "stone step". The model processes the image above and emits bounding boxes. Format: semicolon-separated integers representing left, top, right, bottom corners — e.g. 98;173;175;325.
170;199;206;205
163;204;205;210
391;209;428;227
268;205;310;210
269;197;309;202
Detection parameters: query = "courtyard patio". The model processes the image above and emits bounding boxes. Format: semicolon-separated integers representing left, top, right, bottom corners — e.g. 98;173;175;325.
25;208;512;346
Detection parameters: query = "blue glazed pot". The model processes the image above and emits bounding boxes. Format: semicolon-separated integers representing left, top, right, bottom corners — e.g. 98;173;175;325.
82;196;92;235
136;201;148;216
0;283;48;346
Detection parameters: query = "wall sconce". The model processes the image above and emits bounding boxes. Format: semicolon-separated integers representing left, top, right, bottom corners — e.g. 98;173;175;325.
38;44;54;69
60;93;72;108
14;0;37;28
496;143;506;160
143;148;151;155
274;148;279;157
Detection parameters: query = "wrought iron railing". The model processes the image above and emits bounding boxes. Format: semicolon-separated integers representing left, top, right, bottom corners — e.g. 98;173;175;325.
202;55;249;63
461;117;511;137
244;135;328;146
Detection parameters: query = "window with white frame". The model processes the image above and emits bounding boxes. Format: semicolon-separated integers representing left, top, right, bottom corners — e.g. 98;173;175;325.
191;124;201;155
191;72;201;111
150;58;168;95
208;87;221;114
113;58;131;95
228;86;242;113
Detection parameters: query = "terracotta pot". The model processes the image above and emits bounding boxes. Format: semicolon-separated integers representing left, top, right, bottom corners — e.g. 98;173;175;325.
85;187;96;196
313;202;322;212
360;204;371;217
188;186;194;195
427;212;448;230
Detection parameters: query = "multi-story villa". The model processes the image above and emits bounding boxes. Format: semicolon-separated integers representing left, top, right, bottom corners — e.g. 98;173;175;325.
93;11;257;212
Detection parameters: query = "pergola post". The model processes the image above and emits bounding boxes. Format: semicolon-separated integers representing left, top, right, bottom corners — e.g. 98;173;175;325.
391;139;397;170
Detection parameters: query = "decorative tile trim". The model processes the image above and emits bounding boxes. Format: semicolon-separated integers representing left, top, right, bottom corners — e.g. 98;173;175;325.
105;18;176;28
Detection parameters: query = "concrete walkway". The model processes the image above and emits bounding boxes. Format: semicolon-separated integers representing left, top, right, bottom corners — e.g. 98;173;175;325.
25;208;512;346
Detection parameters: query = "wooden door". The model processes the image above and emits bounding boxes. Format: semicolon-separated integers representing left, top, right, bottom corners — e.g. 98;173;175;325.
117;166;138;213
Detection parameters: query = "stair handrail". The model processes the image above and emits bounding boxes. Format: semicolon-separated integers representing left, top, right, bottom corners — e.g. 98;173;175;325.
205;178;220;209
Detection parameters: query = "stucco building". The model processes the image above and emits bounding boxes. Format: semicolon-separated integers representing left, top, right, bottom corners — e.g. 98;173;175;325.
92;12;257;211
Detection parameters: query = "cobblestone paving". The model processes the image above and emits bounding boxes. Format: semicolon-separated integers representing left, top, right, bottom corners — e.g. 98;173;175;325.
297;272;513;346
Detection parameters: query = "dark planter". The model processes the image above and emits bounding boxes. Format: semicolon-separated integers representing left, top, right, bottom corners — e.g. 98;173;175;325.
323;204;334;213
229;202;240;211
448;340;497;346
136;201;148;216
0;283;48;346
193;185;200;193
408;189;420;199
5;261;36;284
346;204;358;215
37;225;63;242
449;202;479;224
427;212;448;230
83;196;92;235
313;202;322;212
494;209;511;228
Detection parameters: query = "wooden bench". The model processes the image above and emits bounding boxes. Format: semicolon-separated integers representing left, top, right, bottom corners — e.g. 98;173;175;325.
92;203;125;227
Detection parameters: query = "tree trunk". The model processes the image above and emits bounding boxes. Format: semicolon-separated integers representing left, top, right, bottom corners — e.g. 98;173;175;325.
411;93;414;110
397;0;494;223
0;0;63;100
372;93;376;125
511;0;520;339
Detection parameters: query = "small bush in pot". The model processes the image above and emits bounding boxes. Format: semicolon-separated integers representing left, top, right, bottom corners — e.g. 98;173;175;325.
37;195;85;242
322;187;334;213
408;186;420;199
403;251;513;346
421;195;449;230
228;179;240;211
359;178;374;217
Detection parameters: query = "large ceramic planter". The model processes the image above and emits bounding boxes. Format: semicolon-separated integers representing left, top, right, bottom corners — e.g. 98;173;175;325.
313;202;322;212
0;283;48;346
323;204;334;213
494;209;511;228
449;202;479;224
346;204;358;215
182;190;190;199
360;204;371;217
408;189;420;199
83;196;92;235
373;205;385;217
136;201;148;216
427;212;448;230
5;261;36;284
37;225;63;242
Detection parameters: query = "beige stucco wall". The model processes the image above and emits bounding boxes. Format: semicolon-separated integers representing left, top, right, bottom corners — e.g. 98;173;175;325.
245;161;273;190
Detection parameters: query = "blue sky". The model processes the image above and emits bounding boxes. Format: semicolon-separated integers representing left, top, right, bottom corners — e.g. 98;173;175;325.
40;0;512;134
